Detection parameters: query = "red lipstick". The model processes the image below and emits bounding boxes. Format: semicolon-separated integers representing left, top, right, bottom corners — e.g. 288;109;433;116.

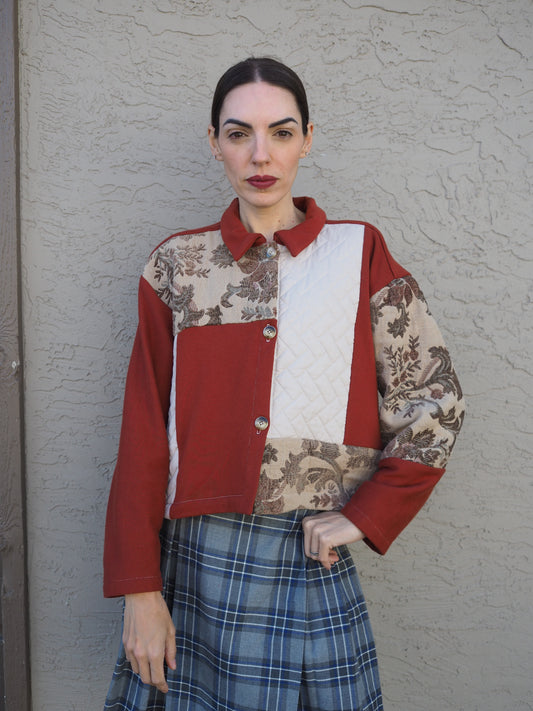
246;175;278;189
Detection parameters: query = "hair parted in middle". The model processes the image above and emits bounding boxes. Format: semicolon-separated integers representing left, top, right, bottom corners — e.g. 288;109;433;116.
211;57;310;137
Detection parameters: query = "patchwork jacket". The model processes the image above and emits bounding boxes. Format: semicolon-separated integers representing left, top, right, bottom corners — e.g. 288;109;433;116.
103;197;465;597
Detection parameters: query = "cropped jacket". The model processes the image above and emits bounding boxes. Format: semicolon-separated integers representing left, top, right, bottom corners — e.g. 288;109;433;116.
103;197;465;597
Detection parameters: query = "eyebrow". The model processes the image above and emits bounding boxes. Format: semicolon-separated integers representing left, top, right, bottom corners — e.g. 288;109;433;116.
222;117;299;128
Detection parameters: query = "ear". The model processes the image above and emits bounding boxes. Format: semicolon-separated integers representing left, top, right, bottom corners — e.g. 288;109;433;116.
208;126;223;160
300;122;314;158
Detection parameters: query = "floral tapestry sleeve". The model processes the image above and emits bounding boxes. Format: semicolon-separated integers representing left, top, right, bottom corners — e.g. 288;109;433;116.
341;275;465;554
372;276;464;466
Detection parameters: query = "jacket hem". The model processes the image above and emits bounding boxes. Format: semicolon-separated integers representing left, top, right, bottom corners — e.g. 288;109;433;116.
167;495;254;520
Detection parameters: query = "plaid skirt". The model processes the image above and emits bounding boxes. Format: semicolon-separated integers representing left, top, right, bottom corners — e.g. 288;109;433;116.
104;510;382;711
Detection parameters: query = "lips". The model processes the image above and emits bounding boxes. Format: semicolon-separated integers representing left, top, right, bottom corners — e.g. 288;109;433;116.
246;175;278;189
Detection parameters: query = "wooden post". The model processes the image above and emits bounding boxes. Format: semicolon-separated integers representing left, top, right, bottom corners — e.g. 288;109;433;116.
0;0;32;708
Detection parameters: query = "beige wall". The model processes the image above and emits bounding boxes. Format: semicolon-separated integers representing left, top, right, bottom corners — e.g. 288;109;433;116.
19;1;532;709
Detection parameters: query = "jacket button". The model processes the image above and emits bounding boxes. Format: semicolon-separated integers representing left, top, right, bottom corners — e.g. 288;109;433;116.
263;324;277;340
266;245;277;259
254;416;269;431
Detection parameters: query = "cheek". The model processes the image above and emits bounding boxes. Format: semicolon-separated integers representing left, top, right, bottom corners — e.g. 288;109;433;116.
220;148;242;172
286;150;302;174
221;159;241;187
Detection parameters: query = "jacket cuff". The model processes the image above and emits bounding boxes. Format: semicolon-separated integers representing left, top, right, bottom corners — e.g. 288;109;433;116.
341;456;445;555
103;574;163;599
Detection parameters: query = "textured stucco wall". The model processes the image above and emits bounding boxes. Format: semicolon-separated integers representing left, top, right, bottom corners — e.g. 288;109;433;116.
18;1;532;709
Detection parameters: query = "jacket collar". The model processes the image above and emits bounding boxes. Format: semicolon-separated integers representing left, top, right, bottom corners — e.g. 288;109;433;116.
220;197;327;261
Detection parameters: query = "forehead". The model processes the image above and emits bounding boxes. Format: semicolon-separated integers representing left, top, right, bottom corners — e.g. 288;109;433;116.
219;81;301;124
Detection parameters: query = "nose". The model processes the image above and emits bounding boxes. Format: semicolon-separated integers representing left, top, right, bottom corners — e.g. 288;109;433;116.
252;135;270;164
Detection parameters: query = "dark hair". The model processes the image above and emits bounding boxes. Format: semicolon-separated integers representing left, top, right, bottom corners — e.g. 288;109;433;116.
211;57;310;137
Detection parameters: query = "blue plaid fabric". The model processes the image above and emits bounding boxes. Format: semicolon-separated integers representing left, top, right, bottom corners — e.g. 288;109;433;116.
104;510;382;710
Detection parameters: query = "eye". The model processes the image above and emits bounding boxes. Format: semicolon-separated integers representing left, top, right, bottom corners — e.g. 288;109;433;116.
228;130;247;140
275;129;293;138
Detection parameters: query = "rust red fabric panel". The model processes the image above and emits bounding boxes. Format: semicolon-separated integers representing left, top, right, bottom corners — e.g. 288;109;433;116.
341;457;445;554
103;277;173;597
343;223;410;449
169;320;277;517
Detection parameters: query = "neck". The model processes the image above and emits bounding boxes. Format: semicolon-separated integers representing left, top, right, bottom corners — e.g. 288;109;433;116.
238;197;305;241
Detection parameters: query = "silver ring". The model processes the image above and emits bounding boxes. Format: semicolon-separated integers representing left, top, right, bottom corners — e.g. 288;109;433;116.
310;551;319;556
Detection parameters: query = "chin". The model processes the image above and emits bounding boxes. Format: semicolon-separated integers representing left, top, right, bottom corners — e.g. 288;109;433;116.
240;187;289;209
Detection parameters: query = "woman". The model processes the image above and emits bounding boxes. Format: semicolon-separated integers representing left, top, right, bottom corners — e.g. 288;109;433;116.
104;57;465;710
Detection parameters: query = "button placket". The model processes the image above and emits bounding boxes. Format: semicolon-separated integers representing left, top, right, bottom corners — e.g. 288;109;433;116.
252;247;278;438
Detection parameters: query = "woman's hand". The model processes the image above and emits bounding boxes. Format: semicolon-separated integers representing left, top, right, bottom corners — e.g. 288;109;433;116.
302;511;365;570
123;591;176;693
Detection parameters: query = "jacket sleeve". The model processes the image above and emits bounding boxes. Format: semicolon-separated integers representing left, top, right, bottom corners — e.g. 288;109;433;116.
342;275;465;553
103;275;174;597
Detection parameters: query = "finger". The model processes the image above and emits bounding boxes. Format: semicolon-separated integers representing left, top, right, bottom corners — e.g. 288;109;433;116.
301;517;316;558
140;643;169;693
149;660;169;694
152;676;169;693
309;530;319;557
317;532;335;569
329;550;339;563
308;534;321;560
128;655;140;676
318;545;331;569
124;640;140;676
301;516;311;555
302;516;338;564
318;549;339;570
166;626;177;671
136;655;152;686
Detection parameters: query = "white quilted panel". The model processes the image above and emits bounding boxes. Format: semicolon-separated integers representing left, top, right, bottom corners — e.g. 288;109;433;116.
165;335;179;517
269;223;364;442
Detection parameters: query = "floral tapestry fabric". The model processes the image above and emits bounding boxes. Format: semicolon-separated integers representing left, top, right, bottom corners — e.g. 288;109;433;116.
143;233;278;333
372;276;465;468
253;439;381;515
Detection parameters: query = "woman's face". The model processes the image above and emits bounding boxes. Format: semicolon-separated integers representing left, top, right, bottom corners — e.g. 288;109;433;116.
208;81;313;217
